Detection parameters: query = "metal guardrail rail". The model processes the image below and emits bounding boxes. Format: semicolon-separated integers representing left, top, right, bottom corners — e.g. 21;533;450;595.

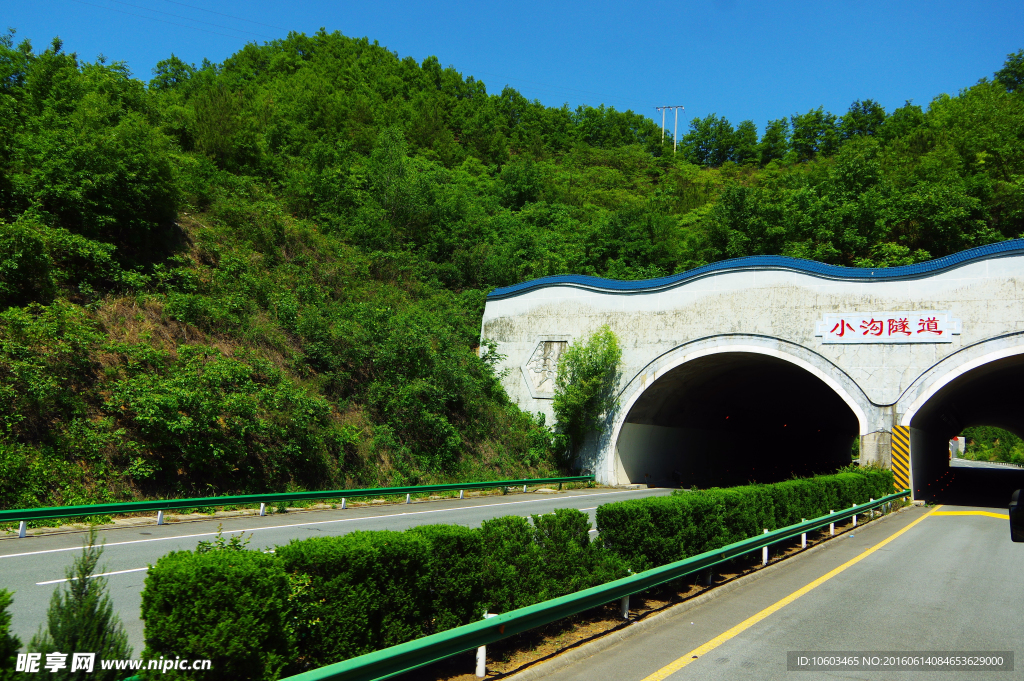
0;476;595;529
279;490;911;681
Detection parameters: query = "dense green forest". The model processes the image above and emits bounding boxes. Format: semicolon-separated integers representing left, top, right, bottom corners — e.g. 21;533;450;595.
1;28;1022;510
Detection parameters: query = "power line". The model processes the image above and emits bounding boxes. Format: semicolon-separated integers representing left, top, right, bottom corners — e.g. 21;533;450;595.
105;0;275;40
155;0;292;33
66;0;256;41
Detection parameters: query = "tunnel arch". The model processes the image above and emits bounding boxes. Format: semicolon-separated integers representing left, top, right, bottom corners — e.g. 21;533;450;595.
605;337;872;486
898;338;1024;428
895;336;1024;503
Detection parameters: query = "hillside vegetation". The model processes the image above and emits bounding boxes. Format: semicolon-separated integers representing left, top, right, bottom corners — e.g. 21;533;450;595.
1;28;1022;509
961;426;1024;465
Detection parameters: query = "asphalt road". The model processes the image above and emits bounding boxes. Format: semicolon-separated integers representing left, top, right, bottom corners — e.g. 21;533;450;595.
537;504;1022;681
0;486;672;654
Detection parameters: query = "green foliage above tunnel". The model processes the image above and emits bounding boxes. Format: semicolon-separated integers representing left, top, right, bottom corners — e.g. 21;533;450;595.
0;27;1022;508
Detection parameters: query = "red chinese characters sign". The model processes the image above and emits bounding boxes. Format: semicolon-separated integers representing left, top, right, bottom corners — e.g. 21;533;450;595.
816;312;960;344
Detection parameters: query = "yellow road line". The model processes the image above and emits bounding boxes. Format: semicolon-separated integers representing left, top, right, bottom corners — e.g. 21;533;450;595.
931;510;1008;519
638;505;942;681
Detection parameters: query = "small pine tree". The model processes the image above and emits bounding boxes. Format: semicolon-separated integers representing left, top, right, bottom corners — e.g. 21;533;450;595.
28;528;132;680
0;589;20;681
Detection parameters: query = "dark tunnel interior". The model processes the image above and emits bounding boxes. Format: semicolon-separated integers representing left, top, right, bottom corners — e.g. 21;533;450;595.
909;354;1024;507
619;353;859;487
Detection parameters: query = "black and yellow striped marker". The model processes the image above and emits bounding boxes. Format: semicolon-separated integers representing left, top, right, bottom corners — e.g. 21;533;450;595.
891;426;911;492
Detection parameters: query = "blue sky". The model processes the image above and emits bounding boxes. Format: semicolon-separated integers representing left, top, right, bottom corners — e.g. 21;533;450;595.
6;0;1024;137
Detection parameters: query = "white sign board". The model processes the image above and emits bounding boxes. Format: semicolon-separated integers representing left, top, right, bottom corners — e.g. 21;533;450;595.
815;311;961;344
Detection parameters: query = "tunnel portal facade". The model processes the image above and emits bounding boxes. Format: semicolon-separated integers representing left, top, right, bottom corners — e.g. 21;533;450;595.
481;241;1024;498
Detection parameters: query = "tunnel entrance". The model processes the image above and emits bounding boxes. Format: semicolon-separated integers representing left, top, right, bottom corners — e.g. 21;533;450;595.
907;353;1024;506
616;352;859;488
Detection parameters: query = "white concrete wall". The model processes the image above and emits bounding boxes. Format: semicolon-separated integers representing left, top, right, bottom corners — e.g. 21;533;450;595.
482;251;1024;485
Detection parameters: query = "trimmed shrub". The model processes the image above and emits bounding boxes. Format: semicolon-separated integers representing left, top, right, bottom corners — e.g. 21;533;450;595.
532;508;629;597
595;493;727;571
140;548;294;681
714;484;777;545
407;524;485;632
479;510;630;612
276;531;431;669
597;469;895;569
479;516;545;614
767;478;820;528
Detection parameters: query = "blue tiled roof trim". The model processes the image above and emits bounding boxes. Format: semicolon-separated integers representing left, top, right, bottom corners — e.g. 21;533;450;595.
487;239;1024;300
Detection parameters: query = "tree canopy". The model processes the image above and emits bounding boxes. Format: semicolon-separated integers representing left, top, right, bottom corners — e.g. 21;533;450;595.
0;27;1022;508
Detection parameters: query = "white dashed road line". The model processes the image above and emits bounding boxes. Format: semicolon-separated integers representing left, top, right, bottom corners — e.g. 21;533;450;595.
37;567;150;585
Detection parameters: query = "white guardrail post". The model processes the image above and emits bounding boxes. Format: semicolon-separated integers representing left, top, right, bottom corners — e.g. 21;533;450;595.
18;521;26;538
829;510;834;536
259;503;266;517
406;494;411;504
476;612;500;677
762;529;769;565
619;595;629;619
460;490;464;499
801;519;806;548
852;502;857;527
157;510;165;525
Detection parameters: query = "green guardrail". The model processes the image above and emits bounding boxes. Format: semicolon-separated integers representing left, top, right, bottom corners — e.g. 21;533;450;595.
277;489;911;681
0;476;595;528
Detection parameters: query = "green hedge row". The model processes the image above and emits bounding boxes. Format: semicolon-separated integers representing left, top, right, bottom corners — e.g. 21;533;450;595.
596;469;895;571
138;469;893;680
138;508;626;679
140;549;294;680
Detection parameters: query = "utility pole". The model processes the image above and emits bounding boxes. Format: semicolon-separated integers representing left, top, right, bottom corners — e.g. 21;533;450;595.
655;106;685;153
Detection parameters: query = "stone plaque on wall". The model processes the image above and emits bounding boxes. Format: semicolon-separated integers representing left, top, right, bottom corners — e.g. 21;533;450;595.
521;336;571;399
